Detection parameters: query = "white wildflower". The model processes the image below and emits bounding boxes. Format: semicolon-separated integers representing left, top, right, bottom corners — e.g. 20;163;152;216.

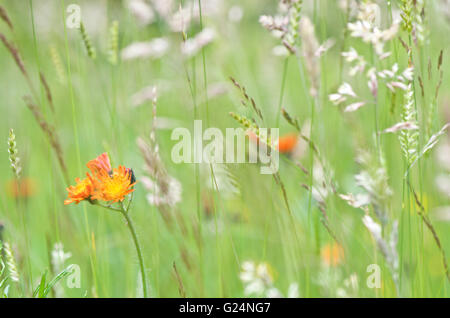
204;163;240;199
338;82;356;97
344;102;366;112
272;45;290;57
240;261;274;296
181;28;215;57
347;2;399;57
315;38;335;57
362;215;382;239
126;0;155;26
436;141;450;171
121;38;169;60
329;82;357;106
287;283;299;298
436;174;450;198
228;5;243;23
131;85;158;108
299;16;320;97
51;242;72;273
382;122;419;134
340;193;370;209
141;175;182;207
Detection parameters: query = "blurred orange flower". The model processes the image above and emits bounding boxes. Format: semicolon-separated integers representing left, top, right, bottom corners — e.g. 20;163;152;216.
277;133;298;153
6;177;37;199
321;242;345;267
246;130;299;154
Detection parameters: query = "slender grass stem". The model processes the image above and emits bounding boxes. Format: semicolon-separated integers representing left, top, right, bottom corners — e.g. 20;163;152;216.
275;57;289;128
60;0;99;296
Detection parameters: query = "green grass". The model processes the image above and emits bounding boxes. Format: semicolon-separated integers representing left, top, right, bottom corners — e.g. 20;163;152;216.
0;0;449;298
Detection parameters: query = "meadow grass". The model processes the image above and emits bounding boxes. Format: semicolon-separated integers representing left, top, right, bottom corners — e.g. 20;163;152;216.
0;0;449;298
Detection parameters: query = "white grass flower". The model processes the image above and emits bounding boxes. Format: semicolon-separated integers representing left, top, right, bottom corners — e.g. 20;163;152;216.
382;121;419;134
51;242;72;297
329;82;357;105
315;38;335;57
355;150;392;224
181;28;215;57
436;174;450;198
421;123;450;155
228;5;243;23
344;102;366;112
407;123;450;171
299;16;320;97
362;215;382;239
141;175;182;207
240;261;275;297
121;38;169;60
287;283;299;298
272;45;290;57
341;47;359;62
126;0;155;26
259;15;288;35
169;6;190;33
347;2;399;56
137;134;182;209
329;93;346;105
203;163;240;199
338;82;356;97
131;85;158;108
434;206;450;221
378;64;413;92
266;287;283;298
151;0;173;19
340;193;370;209
436;141;450;171
367;68;378;97
51;242;72;273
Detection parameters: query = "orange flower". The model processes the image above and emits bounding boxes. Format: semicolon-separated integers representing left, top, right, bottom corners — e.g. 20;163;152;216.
247;130;299;154
65;153;136;205
64;174;95;205
6;177;37;199
87;152;112;175
321;242;345;267
277;133;298;153
92;166;136;203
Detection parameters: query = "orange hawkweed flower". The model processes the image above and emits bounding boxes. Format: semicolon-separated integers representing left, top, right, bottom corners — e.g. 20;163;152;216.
65;153;136;205
246;130;299;154
87;152;112;175
92;166;136;203
64;174;95;205
277;133;299;153
6;177;37;199
320;242;345;267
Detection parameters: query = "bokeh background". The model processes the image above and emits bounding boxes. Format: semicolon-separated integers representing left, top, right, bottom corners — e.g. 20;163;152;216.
0;0;449;297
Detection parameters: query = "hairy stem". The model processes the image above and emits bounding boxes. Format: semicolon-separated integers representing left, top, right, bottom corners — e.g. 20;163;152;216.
120;204;148;297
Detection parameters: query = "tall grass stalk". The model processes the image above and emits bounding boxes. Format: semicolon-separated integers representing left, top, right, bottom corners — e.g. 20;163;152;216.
60;0;99;296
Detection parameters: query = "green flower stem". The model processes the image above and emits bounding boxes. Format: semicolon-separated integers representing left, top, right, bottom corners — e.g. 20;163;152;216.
119;203;148;298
